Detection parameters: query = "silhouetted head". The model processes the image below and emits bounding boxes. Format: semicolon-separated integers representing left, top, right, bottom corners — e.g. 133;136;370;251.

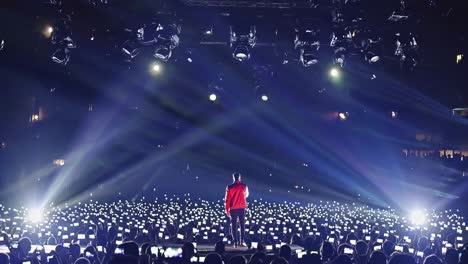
182;242;196;259
383;241;395;256
109;255;139;264
205;253;223;264
424;255;443;264
279;245;292;261
271;257;289;264
74;257;91;264
140;243;150;255
418;237;429;251
70;243;81;258
215;241;225;255
0;233;8;246
47;236;57;245
388;253;416;264
229;255;247;264
332;254;353;264
304;236;315;251
250;252;267;264
118;241;139;257
302;253;322;264
233;172;241;182
445;248;459;264
369;250;387;264
18;237;32;255
355;240;368;256
0;253;10;264
320;241;335;261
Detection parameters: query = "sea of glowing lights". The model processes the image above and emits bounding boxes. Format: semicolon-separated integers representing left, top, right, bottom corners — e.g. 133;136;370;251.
0;195;467;262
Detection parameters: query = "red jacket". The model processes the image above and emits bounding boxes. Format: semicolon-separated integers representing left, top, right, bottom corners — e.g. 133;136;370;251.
225;180;249;211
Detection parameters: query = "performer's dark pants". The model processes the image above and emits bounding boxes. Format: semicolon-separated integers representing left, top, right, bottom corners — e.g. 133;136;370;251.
230;208;246;243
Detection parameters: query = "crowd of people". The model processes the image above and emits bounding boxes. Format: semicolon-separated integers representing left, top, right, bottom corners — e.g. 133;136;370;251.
0;195;467;264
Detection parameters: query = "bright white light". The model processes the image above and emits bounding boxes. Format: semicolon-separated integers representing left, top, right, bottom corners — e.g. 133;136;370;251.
152;64;161;72
209;94;217;101
338;112;347;120
47;26;54;34
370;55;380;63
235;53;248;60
261;95;269;101
28;208;44;223
53;159;65;166
410;210;426;226
391;111;398;118
330;68;340;78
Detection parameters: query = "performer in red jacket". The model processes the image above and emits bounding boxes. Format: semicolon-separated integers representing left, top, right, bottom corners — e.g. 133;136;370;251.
225;172;249;248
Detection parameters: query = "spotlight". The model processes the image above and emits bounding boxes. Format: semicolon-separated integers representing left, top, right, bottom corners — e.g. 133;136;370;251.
409;210;426;226
338;112;348;120
261;95;269;101
391;111;398;118
330;67;340;78
47;26;54;34
151;63;161;73
0;40;4;51
209;93;217;101
27;208;44;223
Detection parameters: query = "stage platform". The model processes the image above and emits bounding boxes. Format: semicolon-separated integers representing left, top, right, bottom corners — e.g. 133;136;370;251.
158;244;304;255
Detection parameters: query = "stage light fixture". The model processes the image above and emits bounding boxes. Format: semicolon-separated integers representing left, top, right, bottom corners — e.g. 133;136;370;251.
338;112;348;120
333;47;347;67
233;45;250;61
295;26;320;67
51;48;70;65
261;95;269;101
364;37;382;64
154;44;172;62
203;27;214;36
209;93;217;101
391;111;398;118
366;51;380;63
47;26;54;34
300;45;319;66
330;67;340;78
230;25;256;62
152;22;181;62
122;40;140;59
395;33;419;70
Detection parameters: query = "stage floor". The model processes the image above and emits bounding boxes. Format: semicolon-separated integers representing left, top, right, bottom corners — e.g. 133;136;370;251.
159;244;303;255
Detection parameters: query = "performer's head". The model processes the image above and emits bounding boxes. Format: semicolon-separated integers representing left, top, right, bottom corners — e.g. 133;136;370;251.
232;172;241;182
